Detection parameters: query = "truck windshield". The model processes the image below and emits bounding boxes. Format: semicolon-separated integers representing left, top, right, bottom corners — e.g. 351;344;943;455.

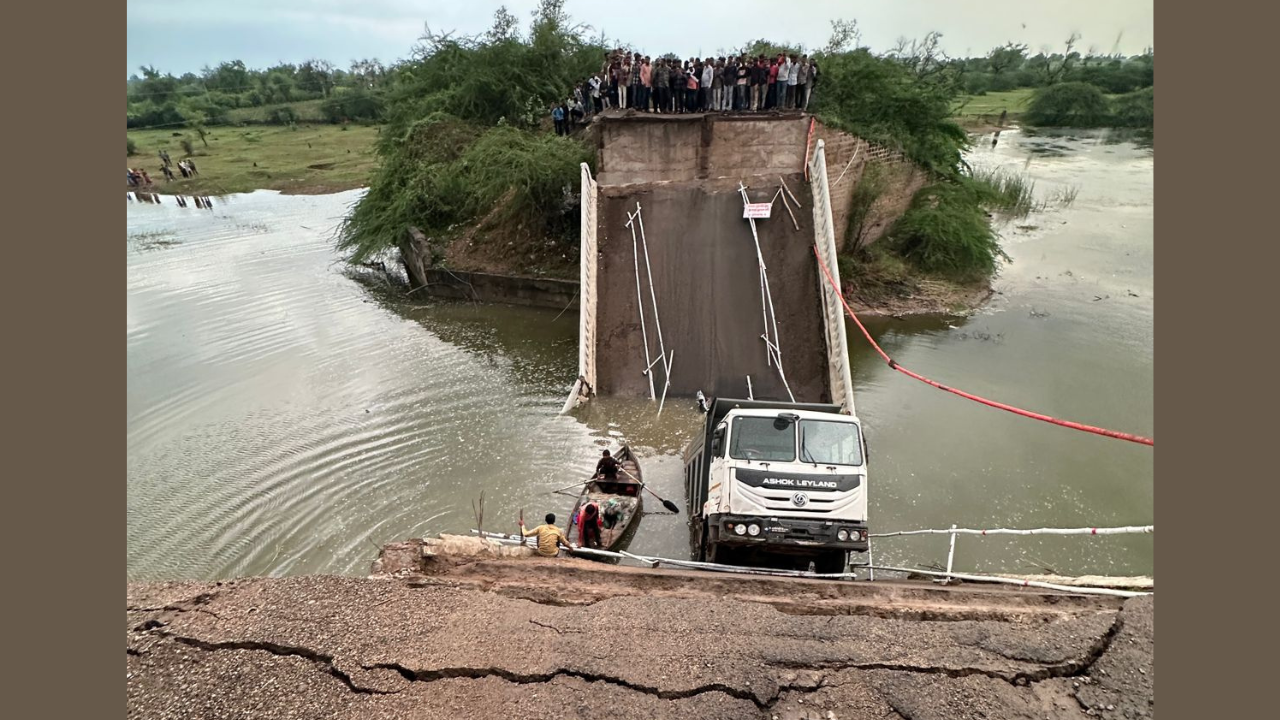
798;420;863;466
729;417;796;461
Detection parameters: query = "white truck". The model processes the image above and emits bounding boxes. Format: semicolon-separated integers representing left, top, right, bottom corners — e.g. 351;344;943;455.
683;397;869;574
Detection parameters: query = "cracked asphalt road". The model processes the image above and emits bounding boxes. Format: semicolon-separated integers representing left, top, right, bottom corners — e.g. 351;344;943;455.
127;561;1153;719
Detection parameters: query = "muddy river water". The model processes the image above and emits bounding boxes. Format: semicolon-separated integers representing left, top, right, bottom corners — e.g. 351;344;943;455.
127;128;1152;581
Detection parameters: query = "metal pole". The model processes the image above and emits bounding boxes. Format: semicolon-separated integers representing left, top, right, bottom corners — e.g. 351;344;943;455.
741;183;772;367
740;183;787;379
746;375;753;400
759;267;771;367
657;349;674;416
626;210;656;401
945;524;958;584
635;204;670;386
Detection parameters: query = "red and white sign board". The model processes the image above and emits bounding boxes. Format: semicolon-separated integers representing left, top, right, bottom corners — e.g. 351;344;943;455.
743;203;773;219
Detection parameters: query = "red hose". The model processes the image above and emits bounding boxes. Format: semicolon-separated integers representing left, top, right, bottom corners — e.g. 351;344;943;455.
813;246;1154;446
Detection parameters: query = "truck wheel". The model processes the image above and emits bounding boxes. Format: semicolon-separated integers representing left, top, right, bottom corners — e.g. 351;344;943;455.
814;551;848;575
710;545;735;566
696;520;709;562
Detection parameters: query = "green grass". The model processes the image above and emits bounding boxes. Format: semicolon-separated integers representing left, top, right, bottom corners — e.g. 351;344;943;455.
953;88;1036;118
126;124;381;195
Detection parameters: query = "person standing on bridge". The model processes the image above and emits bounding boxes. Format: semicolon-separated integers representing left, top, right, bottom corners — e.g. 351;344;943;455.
734;56;750;111
701;59;715;112
776;54;792;108
673;61;687;114
721;57;736;113
685;62;700;113
627;53;642;110
652;59;669;114
617;56;630;110
639;56;653;112
785;53;801;109
520;513;572;557
710;58;724;111
804;58;819;110
762;55;773;108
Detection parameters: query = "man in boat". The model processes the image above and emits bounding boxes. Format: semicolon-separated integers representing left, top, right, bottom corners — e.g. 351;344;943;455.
595;449;620;493
577;502;603;549
520;513;572;558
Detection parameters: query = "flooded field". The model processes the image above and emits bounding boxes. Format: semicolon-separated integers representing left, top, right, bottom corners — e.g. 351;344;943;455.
127;127;1152;581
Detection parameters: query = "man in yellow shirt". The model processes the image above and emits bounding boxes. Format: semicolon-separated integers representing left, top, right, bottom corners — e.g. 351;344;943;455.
520;513;572;558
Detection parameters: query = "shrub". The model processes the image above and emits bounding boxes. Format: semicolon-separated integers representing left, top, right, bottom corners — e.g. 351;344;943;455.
888;180;1008;277
1110;87;1153;128
811;48;970;176
127;137;137;156
337;114;593;263
1024;82;1111;127
268;106;298;124
963;74;992;96
845;163;889;248
322;88;385;123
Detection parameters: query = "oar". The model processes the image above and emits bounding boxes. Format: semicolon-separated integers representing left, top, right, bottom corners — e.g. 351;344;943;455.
620;466;680;514
546;478;593;495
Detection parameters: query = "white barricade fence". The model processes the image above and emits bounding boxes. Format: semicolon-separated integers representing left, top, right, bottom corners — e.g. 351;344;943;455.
806;139;857;416
469;529;1151;598
561;163;598;414
872;524;1154;585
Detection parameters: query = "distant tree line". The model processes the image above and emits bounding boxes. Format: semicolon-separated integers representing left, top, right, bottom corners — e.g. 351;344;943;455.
958;37;1154;98
125;2;1152;279
126;57;392;129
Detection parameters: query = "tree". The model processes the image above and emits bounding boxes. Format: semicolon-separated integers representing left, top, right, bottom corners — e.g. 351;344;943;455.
203;60;251;93
298;59;336;97
986;42;1027;77
185;111;210;148
1040;33;1081;85
349;59;386;89
822;19;862;54
736;38;801;58
888;32;954;81
484;5;521;43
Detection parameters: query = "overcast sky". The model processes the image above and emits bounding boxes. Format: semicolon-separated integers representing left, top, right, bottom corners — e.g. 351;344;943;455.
127;0;1153;77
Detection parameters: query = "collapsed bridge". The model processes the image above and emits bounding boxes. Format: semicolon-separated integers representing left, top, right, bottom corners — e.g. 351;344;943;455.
564;112;891;412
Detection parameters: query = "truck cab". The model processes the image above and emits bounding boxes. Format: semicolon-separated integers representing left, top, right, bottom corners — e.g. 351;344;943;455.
684;398;869;574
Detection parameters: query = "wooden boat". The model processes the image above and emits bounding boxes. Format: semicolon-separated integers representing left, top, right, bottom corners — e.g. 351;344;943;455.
565;446;644;555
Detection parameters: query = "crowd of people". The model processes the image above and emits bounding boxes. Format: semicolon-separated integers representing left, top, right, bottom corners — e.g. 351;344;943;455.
553;49;821;129
129;150;199;186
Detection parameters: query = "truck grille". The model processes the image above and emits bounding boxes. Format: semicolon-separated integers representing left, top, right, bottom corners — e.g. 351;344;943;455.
736;484;860;514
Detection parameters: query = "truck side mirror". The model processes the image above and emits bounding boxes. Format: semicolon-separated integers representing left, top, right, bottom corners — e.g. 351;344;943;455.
711;422;727;457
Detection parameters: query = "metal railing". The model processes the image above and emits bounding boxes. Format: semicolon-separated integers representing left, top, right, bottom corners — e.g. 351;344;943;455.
469;528;1152;598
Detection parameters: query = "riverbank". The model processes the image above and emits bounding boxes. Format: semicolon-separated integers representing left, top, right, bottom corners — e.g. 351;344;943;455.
126;124;380;195
126;554;1153;719
841;244;995;318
